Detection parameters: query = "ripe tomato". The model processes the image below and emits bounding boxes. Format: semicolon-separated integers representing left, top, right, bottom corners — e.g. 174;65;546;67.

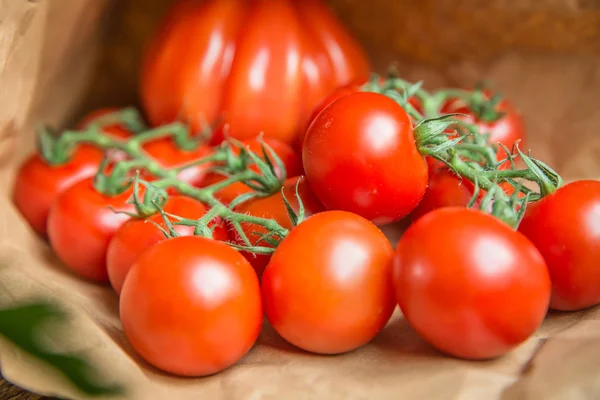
303;92;428;225
76;107;132;139
231;176;325;278
13;149;104;237
262;210;395;354
143;138;214;188
106;195;229;294
47;179;135;282
518;180;600;311
441;91;526;161
13;110;132;237
140;0;369;145
200;137;303;205
410;168;475;222
393;208;550;360
120;236;262;376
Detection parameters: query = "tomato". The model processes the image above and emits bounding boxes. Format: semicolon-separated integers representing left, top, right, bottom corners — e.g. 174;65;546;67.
47;179;135;282
106;195;229;294
441;91;526;161
303;92;428;225
231;176;324;278
518;180;600;311
200;137;303;205
410;168;476;222
143;138;214;188
262;210;395;354
13;149;104;237
120;236;262;376
393;208;550;360
76;107;132;140
140;0;369;145
13;110;133;237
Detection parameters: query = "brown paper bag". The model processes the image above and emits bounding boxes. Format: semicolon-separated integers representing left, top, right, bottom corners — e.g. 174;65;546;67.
2;0;600;399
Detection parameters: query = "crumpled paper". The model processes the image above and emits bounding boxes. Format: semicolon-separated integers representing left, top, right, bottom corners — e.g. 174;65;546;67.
2;0;600;399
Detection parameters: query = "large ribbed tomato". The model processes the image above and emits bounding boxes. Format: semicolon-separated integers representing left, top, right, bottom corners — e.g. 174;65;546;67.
140;0;369;145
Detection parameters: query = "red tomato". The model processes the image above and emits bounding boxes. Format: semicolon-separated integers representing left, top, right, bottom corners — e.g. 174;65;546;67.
441;91;526;161
13;149;104;237
12;110;133;237
518;180;600;311
231;176;325;278
200;137;303;205
410;167;522;222
47;179;135;282
76;107;132;139
143;138;214;188
106;195;229;294
393;208;550;360
120;236;262;376
303;92;428;225
262;210;396;354
140;0;369;145
410;168;476;222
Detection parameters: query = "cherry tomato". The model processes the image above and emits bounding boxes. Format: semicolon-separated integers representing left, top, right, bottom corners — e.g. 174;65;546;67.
262;210;395;354
231;176;325;278
200;137;303;205
13;149;104;237
106;195;229;294
47;179;135;282
76;107;132;140
518;180;600;311
120;236;262;376
410;168;475;222
441;91;526;161
140;0;369;145
393;207;550;360
303;92;428;225
143;138;214;188
13;111;132;237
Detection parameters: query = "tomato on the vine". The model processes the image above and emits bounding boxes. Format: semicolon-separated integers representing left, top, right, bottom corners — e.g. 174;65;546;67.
231;176;324;278
107;195;229;294
13;110;132;237
441;91;526;161
140;0;369;145
200;137;303;205
262;210;395;354
47;179;135;282
393;207;550;360
76;107;132;140
303;92;428;225
518;180;600;311
143;138;214;188
120;236;262;376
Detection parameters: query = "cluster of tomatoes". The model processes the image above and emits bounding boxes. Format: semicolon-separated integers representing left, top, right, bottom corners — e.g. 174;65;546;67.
11;0;600;380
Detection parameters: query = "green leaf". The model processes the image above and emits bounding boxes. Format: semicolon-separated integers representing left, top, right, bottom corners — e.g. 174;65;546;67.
0;302;124;397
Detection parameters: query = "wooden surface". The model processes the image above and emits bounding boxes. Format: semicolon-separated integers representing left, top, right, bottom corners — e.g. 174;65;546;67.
0;377;45;400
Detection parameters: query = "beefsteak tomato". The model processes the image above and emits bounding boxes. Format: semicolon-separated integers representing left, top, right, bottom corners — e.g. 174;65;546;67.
140;0;369;145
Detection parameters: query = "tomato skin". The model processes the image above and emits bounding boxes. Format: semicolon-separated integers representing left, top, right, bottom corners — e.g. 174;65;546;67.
143;138;214;188
13;149;104;237
393;208;550;360
106;196;229;294
231;176;325;278
47;179;135;282
518;180;600;311
410;168;475;222
441;93;526;161
120;236;262;377
200;137;303;205
141;0;369;145
262;210;396;354
303;92;428;225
